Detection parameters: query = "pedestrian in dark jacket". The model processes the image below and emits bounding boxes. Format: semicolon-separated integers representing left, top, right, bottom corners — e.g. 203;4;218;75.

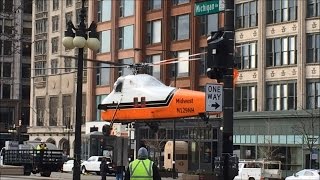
100;157;107;180
124;147;161;180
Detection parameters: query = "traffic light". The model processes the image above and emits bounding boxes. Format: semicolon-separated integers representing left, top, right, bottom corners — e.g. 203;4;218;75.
102;124;112;136
206;31;234;82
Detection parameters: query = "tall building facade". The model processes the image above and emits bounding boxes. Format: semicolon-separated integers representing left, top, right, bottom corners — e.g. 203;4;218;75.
29;0;89;157
86;0;320;174
0;0;32;147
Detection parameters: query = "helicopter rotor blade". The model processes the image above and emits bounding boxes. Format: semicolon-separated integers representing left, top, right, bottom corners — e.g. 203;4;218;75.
153;52;207;64
151;58;202;66
58;55;130;66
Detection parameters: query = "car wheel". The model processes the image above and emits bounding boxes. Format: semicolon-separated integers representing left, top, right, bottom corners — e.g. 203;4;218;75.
81;166;87;174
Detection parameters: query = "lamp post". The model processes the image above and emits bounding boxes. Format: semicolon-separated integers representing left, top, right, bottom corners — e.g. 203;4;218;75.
62;0;100;179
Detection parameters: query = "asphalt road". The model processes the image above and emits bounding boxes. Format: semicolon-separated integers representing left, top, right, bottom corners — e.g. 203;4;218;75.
0;172;181;180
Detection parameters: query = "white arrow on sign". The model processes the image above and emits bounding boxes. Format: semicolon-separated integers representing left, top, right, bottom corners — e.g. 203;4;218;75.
205;83;223;112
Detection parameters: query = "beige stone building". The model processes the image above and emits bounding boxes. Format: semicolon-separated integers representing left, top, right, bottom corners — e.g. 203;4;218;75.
29;0;90;157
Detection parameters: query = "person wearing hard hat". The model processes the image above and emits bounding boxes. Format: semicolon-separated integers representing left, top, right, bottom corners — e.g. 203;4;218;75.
124;147;161;180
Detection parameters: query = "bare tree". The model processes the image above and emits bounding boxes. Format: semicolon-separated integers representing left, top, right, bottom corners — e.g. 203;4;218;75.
258;118;280;160
142;127;166;168
292;109;320;168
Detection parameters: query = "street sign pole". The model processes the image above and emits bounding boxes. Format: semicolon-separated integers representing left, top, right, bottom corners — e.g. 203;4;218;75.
222;0;235;180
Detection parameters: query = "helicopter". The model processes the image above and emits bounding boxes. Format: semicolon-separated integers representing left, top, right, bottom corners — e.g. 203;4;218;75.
60;52;220;125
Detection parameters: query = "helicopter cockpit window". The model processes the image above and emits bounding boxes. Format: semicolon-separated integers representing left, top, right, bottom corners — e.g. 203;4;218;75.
115;81;123;92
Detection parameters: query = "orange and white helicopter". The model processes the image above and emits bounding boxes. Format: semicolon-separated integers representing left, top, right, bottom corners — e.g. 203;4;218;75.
62;53;221;125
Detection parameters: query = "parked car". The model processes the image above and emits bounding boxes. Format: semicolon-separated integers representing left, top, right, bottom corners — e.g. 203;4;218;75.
285;169;320;180
81;156;116;175
62;160;74;172
62;160;83;173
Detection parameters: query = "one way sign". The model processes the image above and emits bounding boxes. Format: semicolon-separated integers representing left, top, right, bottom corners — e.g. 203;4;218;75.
205;84;223;112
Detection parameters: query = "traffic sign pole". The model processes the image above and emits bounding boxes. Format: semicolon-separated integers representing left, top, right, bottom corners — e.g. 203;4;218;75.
222;0;235;180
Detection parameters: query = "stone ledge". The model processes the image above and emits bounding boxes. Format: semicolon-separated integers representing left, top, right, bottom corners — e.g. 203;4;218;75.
0;165;24;176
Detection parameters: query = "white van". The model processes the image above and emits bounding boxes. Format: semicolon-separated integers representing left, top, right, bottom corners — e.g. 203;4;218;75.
233;160;282;180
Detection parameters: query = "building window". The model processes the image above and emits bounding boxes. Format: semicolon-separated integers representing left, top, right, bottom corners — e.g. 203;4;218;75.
36;0;47;13
35;19;47;34
119;25;134;50
3;62;11;77
22;42;31;56
266;36;296;67
66;0;73;7
64;58;72;73
0;41;2;55
146;20;161;44
307;81;320;109
199;14;218;36
235;85;257;112
3;40;12;55
266;82;297;111
171;51;189;77
23;0;32;14
236;0;258;29
35;40;47;55
49;96;58;126
172;0;189;6
52;0;59;11
76;7;88;25
65;12;73;29
147;0;161;10
51;59;58;74
4;19;12;34
267;0;297;24
34;61;46;76
52;16;59;32
96;63;110;86
96;94;108;121
21;63;31;78
62;95;72;127
51;37;59;54
146;54;161;79
172;14;190;41
235;42;257;69
36;97;45;126
1;0;13;13
2;84;11;99
97;0;111;22
307;33;320;63
119;58;133;76
307;0;320;17
99;30;111;53
199;47;207;75
82;94;86;125
21;85;30;100
119;0;134;17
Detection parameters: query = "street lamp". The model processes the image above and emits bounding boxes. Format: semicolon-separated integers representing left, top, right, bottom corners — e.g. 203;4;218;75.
62;0;100;179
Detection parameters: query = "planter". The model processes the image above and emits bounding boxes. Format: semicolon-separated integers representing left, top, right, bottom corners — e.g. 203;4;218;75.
182;173;217;180
182;174;199;180
159;171;178;178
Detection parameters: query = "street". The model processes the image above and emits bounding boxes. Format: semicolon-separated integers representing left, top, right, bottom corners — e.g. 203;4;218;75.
0;172;181;180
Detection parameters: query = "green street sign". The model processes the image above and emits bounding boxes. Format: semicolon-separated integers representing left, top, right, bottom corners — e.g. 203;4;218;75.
194;0;225;16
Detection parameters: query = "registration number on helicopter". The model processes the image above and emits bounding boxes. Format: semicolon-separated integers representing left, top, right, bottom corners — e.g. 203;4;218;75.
176;107;195;113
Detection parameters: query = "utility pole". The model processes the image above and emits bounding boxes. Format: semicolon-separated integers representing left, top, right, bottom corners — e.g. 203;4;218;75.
206;0;238;179
222;0;236;179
